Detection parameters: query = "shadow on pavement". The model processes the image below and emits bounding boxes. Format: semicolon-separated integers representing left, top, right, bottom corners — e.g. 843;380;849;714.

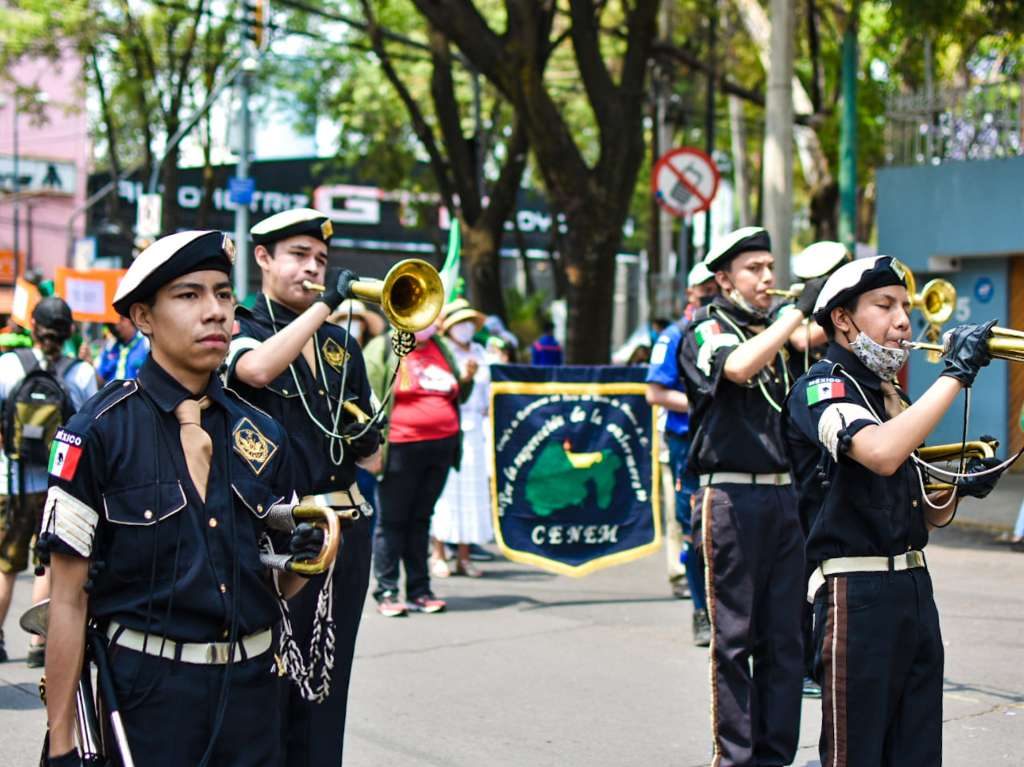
0;682;43;711
464;568;557;582
442;594;544;612
931;524;1024;551
520;595;678;611
943;677;1024;705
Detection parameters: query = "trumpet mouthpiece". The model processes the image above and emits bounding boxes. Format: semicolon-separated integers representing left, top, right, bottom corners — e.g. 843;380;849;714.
302;280;326;292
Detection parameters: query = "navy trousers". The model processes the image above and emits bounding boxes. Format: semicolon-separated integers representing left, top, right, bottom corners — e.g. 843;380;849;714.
108;645;280;766
283;512;373;767
693;483;805;767
812;568;943;767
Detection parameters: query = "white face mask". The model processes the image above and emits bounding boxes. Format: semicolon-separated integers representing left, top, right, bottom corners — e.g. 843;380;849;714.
846;319;909;379
448;321;476;346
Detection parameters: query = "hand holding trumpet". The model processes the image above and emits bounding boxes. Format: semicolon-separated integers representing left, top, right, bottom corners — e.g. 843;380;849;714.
307;267;358;311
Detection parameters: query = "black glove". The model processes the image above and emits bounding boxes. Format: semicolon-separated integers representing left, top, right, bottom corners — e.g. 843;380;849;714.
288;523;325;563
795;276;829;317
48;750;83;767
940;319;996;387
955;456;1005;499
317;267;358;312
343;421;381;460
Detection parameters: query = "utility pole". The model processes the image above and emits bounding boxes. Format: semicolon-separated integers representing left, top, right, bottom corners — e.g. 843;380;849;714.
762;0;795;289
12;93;19;279
838;1;859;253
234;59;255;297
703;0;717;255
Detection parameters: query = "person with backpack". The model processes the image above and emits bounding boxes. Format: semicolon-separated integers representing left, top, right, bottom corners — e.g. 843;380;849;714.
0;297;97;666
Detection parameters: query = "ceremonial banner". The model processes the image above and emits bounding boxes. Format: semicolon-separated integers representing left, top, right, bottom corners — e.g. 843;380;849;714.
490;365;660;577
54;267;127;323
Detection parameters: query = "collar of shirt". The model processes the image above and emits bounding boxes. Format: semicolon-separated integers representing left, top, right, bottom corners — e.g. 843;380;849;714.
822;341;885;390
137;356;230;412
252;294;302;329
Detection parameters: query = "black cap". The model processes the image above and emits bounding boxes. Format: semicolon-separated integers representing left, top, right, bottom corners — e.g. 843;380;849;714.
704;226;772;272
113;230;235;316
812;255;909;331
250;208;333;247
32;297;74;335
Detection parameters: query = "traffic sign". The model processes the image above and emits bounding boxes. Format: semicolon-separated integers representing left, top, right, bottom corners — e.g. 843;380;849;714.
229;176;256;205
651;147;720;218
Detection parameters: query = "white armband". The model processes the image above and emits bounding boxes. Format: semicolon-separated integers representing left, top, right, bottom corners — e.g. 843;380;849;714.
43;486;99;557
817;403;879;460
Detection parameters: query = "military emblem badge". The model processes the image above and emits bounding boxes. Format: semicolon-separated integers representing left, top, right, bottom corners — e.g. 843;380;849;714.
321;337;349;372
232;417;277;475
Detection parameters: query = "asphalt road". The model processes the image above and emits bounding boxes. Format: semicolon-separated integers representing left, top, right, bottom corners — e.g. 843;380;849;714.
2;525;1021;766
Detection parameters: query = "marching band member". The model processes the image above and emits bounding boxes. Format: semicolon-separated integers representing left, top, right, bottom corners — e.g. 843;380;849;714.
226;208;380;767
784;256;1002;766
41;231;318;767
678;226;826;767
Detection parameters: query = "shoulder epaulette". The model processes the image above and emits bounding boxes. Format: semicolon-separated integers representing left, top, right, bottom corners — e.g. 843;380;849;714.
93;379;139;420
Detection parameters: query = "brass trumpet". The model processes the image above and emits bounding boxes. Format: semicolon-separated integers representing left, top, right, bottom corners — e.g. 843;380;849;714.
303;258;444;333
902;326;1024;364
766;284;805;299
918;438;999;492
904;267;957;327
260;502;355;576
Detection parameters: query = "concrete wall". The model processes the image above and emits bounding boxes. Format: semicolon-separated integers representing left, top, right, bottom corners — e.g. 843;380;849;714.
878;160;1021;453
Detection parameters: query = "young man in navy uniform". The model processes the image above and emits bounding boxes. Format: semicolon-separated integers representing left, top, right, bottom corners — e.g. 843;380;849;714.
784;256;1001;766
678;226;827;767
41;230;321;767
226;208;380;767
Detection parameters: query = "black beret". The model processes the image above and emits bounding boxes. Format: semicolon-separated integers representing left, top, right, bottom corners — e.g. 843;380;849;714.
812;255;909;329
113;230;234;316
250;208;333;247
704;226;772;271
32;297;73;335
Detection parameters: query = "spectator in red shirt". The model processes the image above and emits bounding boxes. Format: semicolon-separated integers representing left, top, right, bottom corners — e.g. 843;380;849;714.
363;320;475;617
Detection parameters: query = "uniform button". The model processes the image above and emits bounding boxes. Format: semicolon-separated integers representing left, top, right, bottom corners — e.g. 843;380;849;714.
330;475;335;482
282;388;289;395
318;389;325;396
143;510;153;520
912;500;919;508
122;381;132;387
208;518;218;528
220;583;227;593
222;629;229;638
257;504;264;513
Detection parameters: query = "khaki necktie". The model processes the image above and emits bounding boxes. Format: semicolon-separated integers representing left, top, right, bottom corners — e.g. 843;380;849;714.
879;380;907;420
175;397;212;502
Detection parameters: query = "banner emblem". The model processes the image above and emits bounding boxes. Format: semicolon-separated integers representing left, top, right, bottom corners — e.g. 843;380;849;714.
490;365;660;577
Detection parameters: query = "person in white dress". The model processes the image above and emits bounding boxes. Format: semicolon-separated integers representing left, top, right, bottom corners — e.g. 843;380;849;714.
430;299;492;577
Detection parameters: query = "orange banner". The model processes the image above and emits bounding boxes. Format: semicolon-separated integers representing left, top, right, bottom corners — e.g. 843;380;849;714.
10;278;41;327
54;267;127;324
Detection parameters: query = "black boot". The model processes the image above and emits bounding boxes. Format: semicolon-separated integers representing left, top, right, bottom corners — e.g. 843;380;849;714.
692;608;711;647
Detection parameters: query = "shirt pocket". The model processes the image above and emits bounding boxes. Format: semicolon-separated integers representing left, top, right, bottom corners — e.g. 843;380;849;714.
231;475;286;521
265;369;301;399
101;481;187;582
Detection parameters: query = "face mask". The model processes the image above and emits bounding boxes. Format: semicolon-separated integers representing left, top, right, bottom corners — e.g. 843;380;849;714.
448;321;476;346
847;319;909;379
726;288;770;321
414;325;438;343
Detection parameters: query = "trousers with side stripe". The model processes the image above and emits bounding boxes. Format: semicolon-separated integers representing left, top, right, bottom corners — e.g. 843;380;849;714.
693;484;805;767
812;568;943;767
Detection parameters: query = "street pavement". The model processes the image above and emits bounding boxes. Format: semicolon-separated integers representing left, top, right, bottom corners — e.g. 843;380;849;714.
2;523;1022;766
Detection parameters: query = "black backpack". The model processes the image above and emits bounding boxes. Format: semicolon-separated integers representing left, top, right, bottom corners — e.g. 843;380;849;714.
2;349;81;466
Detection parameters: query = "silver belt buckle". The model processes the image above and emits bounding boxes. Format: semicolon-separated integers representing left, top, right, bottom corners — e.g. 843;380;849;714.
907;550;925;568
206;642;229;664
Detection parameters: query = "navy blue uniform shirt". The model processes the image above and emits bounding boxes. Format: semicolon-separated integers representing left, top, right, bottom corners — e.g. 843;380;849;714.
42;357;295;643
678;295;793;474
783;342;927;568
227;296;374;496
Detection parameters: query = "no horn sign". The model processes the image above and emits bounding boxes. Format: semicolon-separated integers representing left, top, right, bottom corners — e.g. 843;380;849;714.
652;147;720;218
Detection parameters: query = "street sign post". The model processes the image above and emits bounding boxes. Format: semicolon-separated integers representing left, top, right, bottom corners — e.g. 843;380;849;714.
136;193;163;239
651;147;721;219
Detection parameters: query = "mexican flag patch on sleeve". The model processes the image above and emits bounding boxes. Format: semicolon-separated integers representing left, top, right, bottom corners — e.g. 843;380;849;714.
806;378;846;405
48;430;84;481
694;321;721;347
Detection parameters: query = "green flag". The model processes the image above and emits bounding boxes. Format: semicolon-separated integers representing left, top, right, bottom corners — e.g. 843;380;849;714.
439;219;461;303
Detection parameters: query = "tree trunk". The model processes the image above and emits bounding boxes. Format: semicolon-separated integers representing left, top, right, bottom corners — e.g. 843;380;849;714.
160;140;180;236
461;221;506;318
562;212;619;365
728;94;752;227
763;0;796;286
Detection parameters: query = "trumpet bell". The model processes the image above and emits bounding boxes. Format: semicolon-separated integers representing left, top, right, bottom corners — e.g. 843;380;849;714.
918;279;956;326
350;259;444;333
